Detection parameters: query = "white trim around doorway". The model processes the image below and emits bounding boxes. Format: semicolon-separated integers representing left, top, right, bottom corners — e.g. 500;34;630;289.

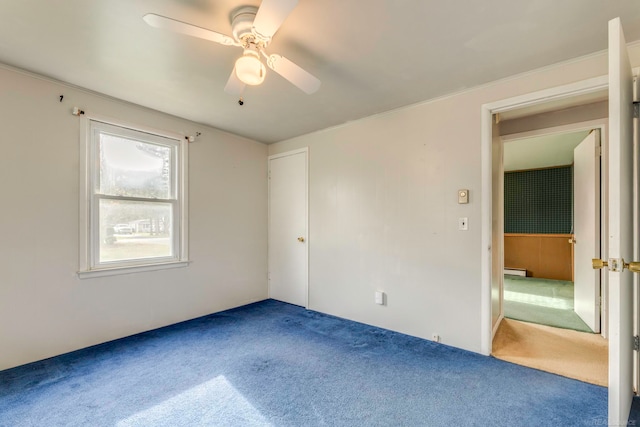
480;75;609;356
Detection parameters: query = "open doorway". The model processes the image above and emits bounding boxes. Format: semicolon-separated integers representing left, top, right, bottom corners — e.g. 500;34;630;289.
502;128;597;332
482;86;608;384
482;22;638;421
488;99;609;386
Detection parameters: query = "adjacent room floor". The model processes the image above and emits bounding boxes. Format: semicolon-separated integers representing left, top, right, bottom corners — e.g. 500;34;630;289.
493;318;608;386
494;275;607;386
503;275;592;332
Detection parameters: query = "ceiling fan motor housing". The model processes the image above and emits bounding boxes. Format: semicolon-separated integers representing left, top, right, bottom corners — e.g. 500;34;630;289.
231;6;266;46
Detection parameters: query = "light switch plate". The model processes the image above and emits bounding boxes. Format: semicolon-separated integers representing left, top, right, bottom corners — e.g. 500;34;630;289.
458;189;469;204
458;217;468;231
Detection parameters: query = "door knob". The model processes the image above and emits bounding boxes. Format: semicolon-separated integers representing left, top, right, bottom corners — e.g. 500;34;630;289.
297;237;305;242
592;258;608;270
592;258;640;273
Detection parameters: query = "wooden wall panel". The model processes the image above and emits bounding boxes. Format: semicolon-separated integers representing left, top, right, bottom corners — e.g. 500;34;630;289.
504;233;573;281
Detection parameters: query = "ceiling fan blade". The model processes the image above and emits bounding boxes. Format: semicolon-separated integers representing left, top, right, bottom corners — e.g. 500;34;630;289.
252;0;298;40
143;14;238;46
224;67;246;96
267;54;320;94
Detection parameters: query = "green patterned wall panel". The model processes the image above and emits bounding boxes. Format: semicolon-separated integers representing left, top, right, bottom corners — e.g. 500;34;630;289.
504;166;573;234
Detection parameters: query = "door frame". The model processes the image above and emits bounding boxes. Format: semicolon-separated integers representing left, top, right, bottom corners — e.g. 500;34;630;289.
480;75;609;355
267;147;310;309
501;124;607;335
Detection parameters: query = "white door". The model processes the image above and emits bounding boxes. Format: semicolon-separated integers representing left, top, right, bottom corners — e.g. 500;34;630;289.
268;149;308;307
607;17;635;425
573;130;601;333
491;117;504;334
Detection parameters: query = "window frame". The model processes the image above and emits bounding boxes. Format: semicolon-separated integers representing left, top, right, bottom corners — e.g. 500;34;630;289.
78;116;189;278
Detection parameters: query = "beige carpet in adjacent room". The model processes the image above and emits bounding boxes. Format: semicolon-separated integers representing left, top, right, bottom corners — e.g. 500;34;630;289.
492;318;608;386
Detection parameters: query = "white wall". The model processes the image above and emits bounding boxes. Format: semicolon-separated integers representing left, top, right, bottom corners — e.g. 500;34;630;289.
500;101;608;136
269;43;640;354
0;66;268;370
4;43;640;369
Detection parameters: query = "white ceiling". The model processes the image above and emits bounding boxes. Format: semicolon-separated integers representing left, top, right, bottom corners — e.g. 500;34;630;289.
504;130;590;172
2;1;640;144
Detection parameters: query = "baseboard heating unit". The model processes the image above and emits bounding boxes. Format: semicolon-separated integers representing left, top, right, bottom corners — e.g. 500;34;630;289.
504;268;526;277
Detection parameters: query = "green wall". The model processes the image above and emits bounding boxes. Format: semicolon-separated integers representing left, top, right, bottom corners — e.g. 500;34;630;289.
504;166;573;234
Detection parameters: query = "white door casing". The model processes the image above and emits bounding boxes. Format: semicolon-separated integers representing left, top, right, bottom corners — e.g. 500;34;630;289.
634;71;640;407
491;117;504;336
481;77;609;355
607;16;635;425
268;148;309;307
573;130;601;333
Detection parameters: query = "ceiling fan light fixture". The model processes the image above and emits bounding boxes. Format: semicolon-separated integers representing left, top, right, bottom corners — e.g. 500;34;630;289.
144;1;321;95
235;50;266;85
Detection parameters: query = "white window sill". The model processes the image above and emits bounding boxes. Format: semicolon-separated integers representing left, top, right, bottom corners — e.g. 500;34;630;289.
78;260;190;279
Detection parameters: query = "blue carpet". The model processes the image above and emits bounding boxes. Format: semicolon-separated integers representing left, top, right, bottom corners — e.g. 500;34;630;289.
0;299;608;426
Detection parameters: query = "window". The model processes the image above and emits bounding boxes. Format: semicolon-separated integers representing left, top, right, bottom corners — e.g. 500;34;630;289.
79;119;188;277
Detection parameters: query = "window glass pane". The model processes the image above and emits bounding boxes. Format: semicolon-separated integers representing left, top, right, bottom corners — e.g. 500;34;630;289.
99;133;172;199
99;199;173;263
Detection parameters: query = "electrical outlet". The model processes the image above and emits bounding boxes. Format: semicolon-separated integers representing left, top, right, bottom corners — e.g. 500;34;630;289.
432;334;440;343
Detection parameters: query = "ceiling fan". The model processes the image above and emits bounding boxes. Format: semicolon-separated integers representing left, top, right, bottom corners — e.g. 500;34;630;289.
143;0;321;95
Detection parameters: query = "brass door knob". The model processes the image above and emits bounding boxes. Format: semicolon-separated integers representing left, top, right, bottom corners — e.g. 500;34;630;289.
629;262;640;273
592;258;640;273
592;259;608;270
297;237;305;242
